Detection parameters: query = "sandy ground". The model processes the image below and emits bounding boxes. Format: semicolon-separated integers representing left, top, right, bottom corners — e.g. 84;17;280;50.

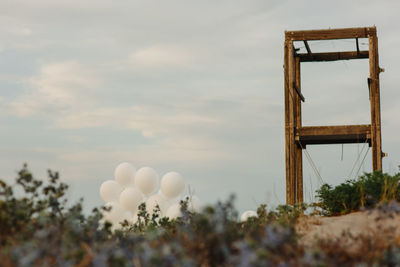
297;208;400;247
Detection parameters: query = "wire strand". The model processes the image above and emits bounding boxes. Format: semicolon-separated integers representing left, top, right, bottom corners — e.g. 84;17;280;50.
354;146;370;179
348;139;368;179
298;142;324;185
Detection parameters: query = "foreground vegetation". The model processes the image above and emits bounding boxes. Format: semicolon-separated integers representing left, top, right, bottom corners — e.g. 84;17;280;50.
1;165;400;266
316;171;400;215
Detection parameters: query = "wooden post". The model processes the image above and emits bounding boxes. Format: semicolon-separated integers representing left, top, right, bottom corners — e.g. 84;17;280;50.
284;39;291;204
288;43;296;205
368;33;383;171
295;57;303;203
284;37;297;205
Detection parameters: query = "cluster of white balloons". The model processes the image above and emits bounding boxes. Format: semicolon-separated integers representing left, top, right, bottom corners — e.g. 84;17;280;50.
99;162;201;228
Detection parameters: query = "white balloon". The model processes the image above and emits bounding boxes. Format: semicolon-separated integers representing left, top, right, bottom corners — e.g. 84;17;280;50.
166;203;182;219
103;202;125;225
183;195;201;213
157;189;168;199
161;172;185;198
167;197;180;207
156;190;175;211
114;162;136;187
119;187;143;213
131;213;138;224
157;189;163;195
100;180;123;203
135;167;159;195
108;211;132;231
158;189;179;203
122;211;132;222
240;210;258;222
146;194;168;216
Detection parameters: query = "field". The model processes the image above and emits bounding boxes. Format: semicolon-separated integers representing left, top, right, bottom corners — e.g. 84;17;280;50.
1;165;400;266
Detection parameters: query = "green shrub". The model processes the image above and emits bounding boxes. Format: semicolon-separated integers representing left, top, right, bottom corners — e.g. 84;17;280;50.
316;171;400;215
2;164;400;266
0;164;304;266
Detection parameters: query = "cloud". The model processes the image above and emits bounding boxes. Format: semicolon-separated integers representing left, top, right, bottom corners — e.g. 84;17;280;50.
54;104;219;136
10;61;99;116
0;22;33;37
130;45;195;68
7;60;229;164
10;27;32;36
53;103;229;167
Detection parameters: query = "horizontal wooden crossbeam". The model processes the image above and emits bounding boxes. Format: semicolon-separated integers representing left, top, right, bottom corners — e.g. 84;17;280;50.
298;50;369;62
296;125;371;146
286;27;376;41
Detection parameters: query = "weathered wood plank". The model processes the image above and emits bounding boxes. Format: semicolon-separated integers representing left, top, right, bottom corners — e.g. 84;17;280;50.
286;27;376;41
296;125;371;146
295;57;303;203
284;40;291;205
298;50;369;62
298;125;371;136
373;36;383;170
369;35;377;170
288;43;296;205
369;34;383;171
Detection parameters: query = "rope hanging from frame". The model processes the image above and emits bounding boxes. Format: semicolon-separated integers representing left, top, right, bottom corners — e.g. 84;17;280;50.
298;142;324;185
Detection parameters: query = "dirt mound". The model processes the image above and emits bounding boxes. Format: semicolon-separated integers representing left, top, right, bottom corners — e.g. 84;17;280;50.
297;207;400;248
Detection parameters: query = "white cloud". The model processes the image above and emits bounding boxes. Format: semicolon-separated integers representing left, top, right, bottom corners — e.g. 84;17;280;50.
12;27;32;36
130;45;195;68
32;61;97;98
56;144;233;172
10;61;99;116
0;24;33;37
7;60;227;163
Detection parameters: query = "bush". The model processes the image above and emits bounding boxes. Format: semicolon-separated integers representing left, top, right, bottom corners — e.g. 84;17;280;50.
316;171;400;215
0;164;305;266
2;165;400;266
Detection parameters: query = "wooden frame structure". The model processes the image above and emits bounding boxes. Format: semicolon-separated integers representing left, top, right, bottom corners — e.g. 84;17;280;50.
284;27;384;204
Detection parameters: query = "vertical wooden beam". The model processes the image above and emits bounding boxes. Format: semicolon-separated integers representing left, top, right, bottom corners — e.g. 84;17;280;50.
288;43;296;205
284;39;291;204
374;36;383;170
368;34;377;170
295;57;303;203
284;37;296;205
368;33;382;171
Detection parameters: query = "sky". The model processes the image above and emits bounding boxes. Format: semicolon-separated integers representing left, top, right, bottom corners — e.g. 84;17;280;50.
1;0;400;214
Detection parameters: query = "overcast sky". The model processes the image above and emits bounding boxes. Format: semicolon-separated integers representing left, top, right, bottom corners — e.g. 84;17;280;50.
1;0;399;213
